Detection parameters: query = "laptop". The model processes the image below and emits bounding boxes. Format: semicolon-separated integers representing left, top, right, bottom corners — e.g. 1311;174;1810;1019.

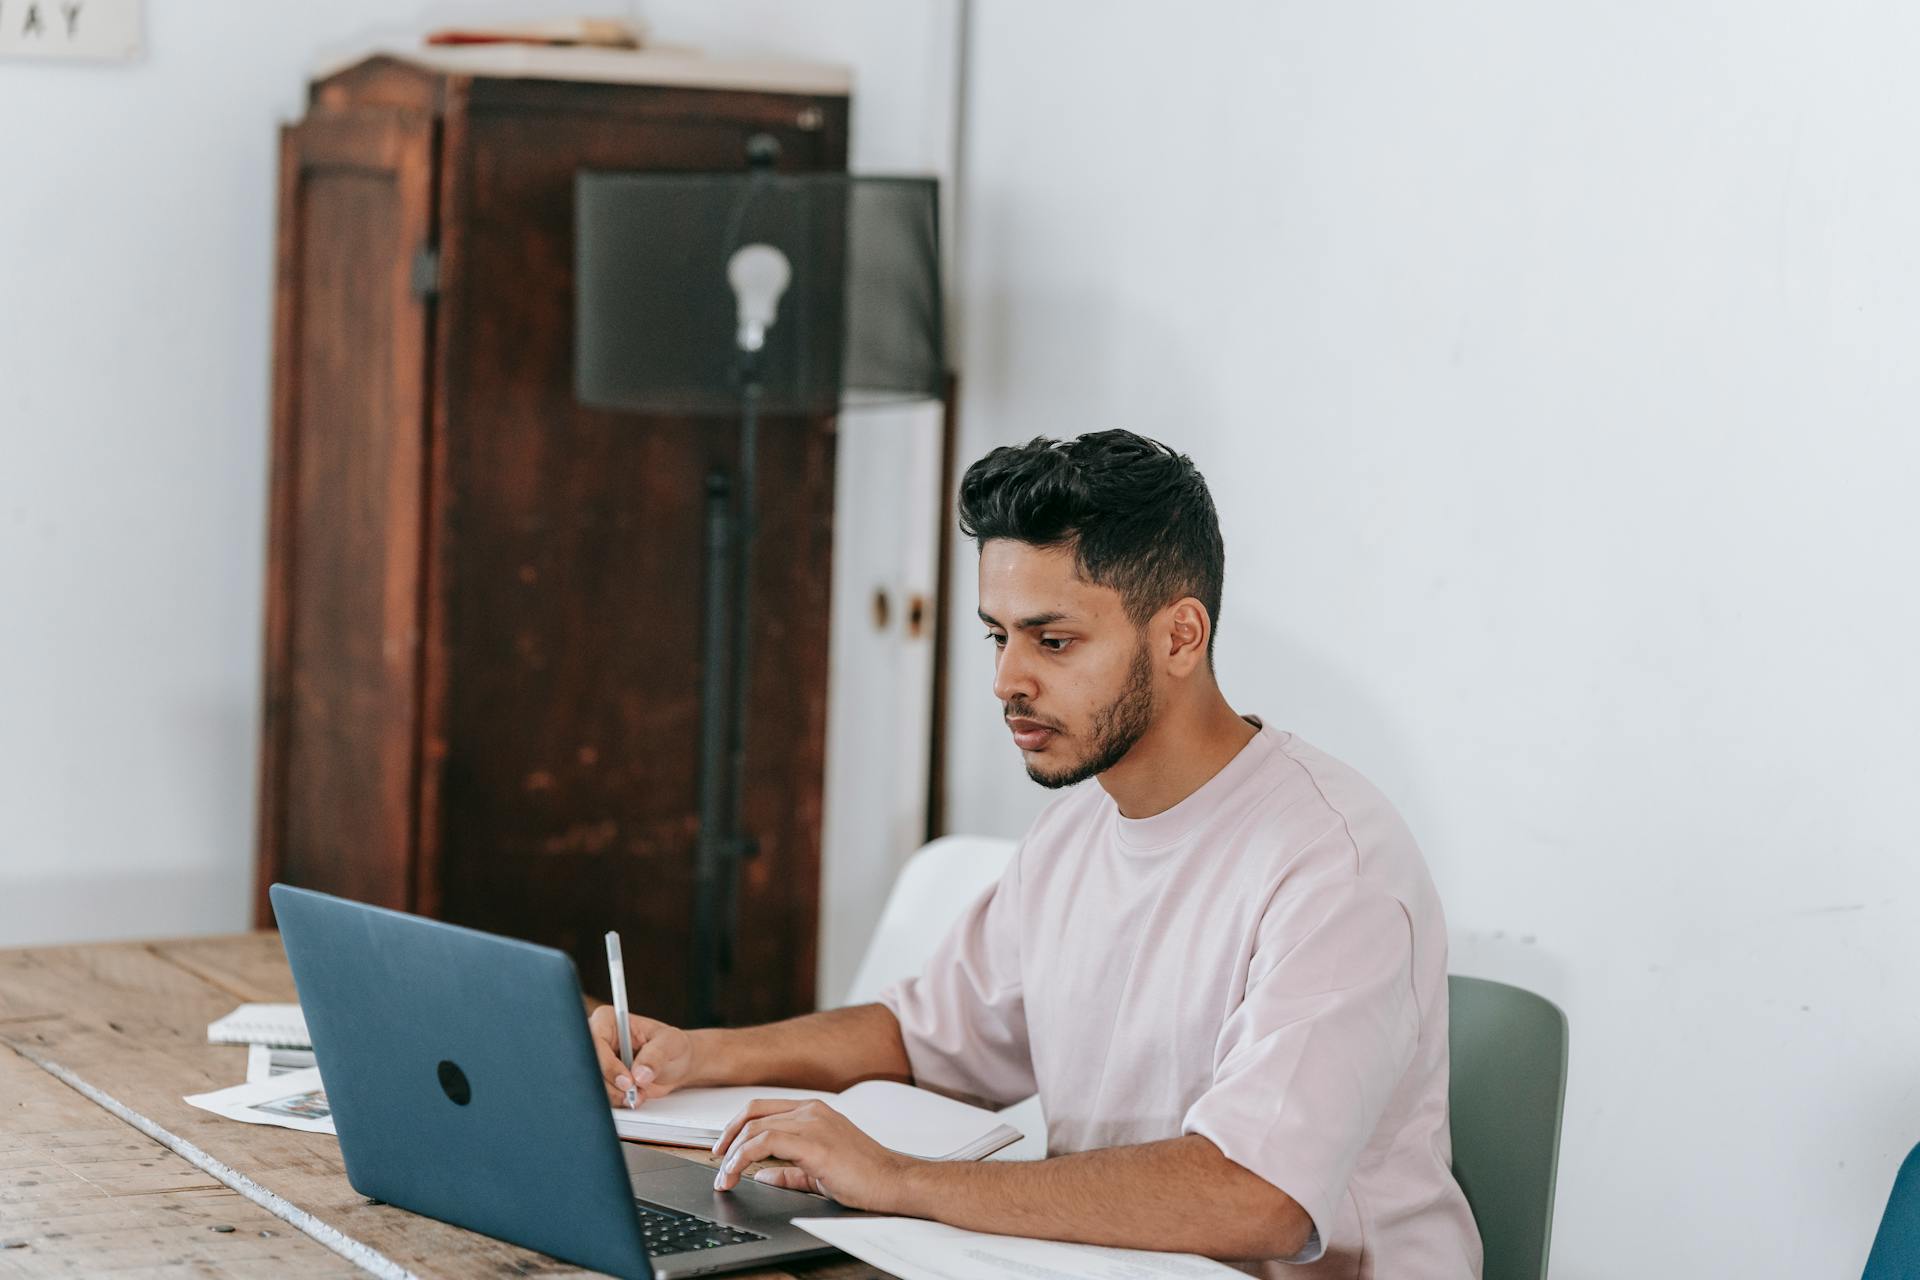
270;884;867;1279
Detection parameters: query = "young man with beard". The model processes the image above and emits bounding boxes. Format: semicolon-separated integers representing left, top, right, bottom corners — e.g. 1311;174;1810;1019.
590;430;1481;1276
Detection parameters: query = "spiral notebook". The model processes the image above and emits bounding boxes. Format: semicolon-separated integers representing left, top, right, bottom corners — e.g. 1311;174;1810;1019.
207;1003;311;1050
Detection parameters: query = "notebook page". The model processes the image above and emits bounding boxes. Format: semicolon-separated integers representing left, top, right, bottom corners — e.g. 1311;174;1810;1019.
833;1080;1018;1161
611;1084;835;1136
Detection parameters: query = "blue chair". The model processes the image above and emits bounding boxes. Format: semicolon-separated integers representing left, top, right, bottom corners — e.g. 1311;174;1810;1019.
1864;1143;1920;1279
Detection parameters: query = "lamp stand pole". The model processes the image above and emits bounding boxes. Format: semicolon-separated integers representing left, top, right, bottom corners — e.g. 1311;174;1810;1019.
690;355;762;1028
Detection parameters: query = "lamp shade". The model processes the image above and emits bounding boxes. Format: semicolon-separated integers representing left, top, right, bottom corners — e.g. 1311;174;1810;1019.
842;177;945;404
574;171;943;416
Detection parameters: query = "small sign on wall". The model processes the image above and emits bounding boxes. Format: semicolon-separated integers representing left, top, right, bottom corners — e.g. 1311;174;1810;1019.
0;0;142;62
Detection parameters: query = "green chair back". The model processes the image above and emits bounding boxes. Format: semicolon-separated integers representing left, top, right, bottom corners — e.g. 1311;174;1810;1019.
1448;975;1569;1280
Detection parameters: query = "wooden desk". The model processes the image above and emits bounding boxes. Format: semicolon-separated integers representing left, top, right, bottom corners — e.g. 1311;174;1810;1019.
0;934;881;1279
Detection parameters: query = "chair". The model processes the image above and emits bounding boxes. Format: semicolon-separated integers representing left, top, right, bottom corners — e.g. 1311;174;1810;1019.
1863;1143;1920;1279
1448;975;1570;1280
843;835;1047;1158
843;835;1017;1006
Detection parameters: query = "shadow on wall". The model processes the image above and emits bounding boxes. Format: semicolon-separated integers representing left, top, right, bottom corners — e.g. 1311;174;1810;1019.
0;868;254;949
1447;928;1571;1014
1217;614;1427;823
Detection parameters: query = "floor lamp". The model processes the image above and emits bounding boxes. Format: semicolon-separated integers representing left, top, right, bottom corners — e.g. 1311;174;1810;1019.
574;148;944;1027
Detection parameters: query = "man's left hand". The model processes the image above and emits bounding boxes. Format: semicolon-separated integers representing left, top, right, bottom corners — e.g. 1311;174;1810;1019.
710;1098;913;1209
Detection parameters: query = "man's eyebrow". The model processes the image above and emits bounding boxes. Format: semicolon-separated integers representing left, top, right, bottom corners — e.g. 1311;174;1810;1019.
977;608;1072;630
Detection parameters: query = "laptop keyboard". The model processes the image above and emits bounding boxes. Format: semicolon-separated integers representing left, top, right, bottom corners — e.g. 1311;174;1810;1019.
633;1197;768;1256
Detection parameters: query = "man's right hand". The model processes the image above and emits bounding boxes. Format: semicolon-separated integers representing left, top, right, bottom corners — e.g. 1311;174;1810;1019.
588;1006;698;1108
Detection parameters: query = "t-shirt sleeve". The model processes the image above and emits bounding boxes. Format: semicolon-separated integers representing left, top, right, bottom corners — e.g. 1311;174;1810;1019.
875;854;1037;1111
1181;874;1420;1265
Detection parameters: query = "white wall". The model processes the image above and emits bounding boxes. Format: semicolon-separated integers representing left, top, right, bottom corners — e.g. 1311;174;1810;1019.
0;1;956;949
0;1;484;946
942;3;1920;1275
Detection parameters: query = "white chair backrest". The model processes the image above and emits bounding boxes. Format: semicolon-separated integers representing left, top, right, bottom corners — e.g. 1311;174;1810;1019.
844;834;1044;1160
843;835;1017;1007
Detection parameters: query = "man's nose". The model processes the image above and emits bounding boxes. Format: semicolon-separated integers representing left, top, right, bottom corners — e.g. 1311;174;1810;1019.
992;643;1038;705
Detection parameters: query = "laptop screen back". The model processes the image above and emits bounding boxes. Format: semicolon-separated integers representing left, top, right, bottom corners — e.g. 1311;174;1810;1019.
271;884;652;1279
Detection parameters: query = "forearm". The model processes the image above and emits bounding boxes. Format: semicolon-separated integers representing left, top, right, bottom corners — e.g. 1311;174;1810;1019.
892;1135;1312;1263
688;1002;913;1093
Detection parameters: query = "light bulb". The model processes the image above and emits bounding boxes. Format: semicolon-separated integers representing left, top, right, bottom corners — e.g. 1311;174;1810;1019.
726;244;791;353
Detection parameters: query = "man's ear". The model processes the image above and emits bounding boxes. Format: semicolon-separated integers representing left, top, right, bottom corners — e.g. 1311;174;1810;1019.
1163;597;1212;677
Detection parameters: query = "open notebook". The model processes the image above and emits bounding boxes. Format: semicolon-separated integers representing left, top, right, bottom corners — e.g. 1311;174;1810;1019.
611;1082;1023;1163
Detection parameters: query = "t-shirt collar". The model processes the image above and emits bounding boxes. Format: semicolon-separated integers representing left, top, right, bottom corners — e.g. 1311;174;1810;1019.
1111;716;1279;854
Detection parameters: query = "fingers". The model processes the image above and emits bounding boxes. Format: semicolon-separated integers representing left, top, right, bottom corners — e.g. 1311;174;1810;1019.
591;1009;658;1107
628;1021;673;1093
711;1098;811;1161
714;1121;816;1192
752;1166;817;1193
589;1009;687;1108
587;1007;635;1105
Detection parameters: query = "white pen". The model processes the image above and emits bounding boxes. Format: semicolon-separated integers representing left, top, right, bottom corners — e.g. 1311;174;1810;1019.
605;931;637;1109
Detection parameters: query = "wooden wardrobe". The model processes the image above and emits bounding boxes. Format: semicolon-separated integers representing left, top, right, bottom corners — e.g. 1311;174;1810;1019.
254;51;851;1026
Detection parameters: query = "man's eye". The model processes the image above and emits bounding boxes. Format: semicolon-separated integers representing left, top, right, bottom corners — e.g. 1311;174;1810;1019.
1040;637;1071;652
984;631;1007;647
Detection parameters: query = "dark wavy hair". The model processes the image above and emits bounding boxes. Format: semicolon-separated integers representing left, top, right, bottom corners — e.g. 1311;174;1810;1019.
957;430;1225;662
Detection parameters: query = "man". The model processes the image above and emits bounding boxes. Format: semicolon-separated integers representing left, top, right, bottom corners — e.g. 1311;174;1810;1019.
591;430;1481;1275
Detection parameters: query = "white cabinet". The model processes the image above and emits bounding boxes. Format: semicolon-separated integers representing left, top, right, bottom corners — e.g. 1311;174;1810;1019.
817;402;947;1005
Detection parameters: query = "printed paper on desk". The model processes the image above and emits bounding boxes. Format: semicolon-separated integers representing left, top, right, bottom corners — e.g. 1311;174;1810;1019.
185;1066;335;1135
790;1217;1243;1280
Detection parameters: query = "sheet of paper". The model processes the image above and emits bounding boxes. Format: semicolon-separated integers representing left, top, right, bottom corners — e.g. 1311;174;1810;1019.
184;1066;335;1135
790;1217;1245;1280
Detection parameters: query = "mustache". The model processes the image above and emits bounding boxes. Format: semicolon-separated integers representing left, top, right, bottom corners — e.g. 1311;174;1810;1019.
1003;702;1063;731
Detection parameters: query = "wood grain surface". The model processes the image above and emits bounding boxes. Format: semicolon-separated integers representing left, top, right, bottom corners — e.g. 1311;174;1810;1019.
0;1042;360;1277
0;934;886;1280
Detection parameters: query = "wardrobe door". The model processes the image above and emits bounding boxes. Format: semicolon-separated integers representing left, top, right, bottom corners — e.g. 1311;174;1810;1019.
817;403;946;1006
255;111;438;923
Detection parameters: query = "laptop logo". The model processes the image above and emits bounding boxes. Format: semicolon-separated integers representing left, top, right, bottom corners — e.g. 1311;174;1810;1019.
437;1060;472;1106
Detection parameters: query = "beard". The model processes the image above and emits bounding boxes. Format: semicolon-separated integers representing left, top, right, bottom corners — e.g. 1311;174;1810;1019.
1022;638;1156;790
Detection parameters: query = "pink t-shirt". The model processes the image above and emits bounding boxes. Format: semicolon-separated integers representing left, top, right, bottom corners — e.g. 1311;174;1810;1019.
879;723;1481;1277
